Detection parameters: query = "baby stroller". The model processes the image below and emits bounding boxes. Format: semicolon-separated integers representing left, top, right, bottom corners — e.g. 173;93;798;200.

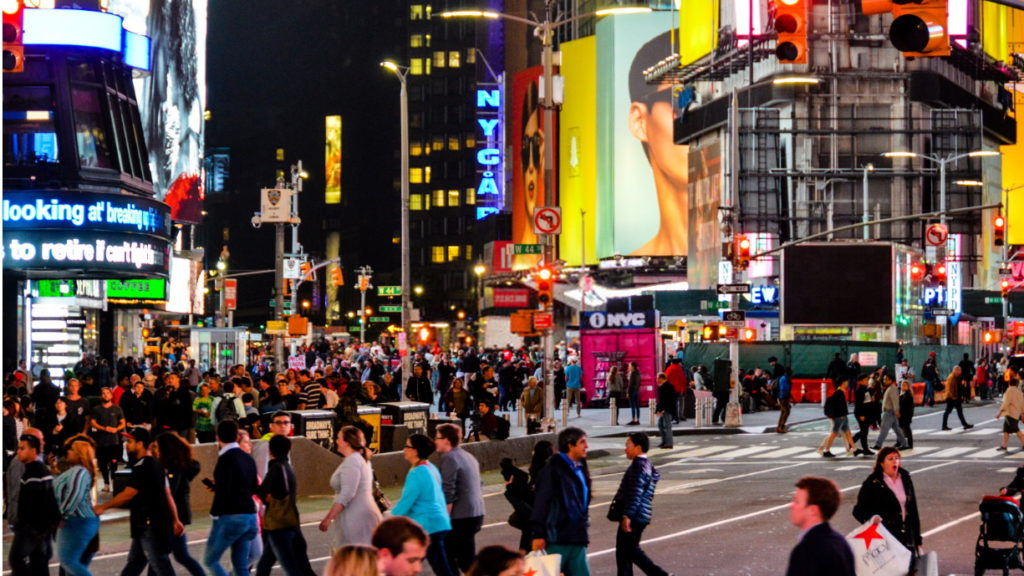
976;495;1024;575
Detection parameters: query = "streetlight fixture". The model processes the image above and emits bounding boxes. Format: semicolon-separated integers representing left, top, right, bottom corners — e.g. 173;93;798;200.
439;1;652;431
882;150;1000;228
473;263;486;344
381;59;412;388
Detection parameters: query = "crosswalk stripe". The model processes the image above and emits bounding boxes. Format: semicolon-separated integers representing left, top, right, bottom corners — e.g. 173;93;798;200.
967;448;1006;458
753;446;811;459
965;428;1003;436
929;447;975;458
708;446;778;459
669;445;736;459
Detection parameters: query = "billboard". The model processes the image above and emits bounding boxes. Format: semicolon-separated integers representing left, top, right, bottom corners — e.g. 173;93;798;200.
596;13;686;259
558;36;598;267
511;66;555;268
165;256;205;314
678;0;718;66
782;244;893;326
108;0;208;223
325;115;341;204
687;137;722;289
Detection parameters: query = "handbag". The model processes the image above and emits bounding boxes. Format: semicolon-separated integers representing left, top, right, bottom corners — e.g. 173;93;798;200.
263;467;300;531
845;519;913;576
524;550;561;576
372;472;391;514
607;497;623;522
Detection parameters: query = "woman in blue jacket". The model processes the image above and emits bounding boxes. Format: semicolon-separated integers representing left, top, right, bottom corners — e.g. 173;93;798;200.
392;433;453;576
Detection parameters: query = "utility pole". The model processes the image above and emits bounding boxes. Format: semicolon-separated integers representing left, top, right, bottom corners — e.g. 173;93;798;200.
356;266;373;346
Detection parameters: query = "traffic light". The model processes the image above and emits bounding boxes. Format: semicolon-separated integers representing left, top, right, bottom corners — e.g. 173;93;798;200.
734;235;752;270
330;267;344;286
702;323;725;341
1002;279;1012;297
983;330;1001;345
3;0;23;74
910;261;926;283
994;214;1006;247
299;261;313;282
357;275;370;291
535;267;554;308
741;327;757;341
773;0;808;64
931;261;947;284
860;0;950;58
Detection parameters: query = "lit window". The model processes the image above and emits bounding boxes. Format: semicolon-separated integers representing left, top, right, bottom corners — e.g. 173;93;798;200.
465;134;476;148
424;194;432;210
433;189;445;207
425;34;432;47
425;5;432;18
448;137;460;151
410;34;423;48
465;188;476;205
466;49;476;64
432;138;444;152
410;58;424;76
410;194;423;211
448;190;460;207
410;5;423;20
410;142;422;157
449;51;461;67
433;51;446;68
465;245;473;260
425;59;432;75
410;168;423;183
424;166;432;183
432;246;445;263
448;245;461;261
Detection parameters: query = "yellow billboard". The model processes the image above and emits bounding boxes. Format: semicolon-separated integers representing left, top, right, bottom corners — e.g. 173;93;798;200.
558;36;598;267
679;0;718;66
325;115;341;204
1005;90;1024;246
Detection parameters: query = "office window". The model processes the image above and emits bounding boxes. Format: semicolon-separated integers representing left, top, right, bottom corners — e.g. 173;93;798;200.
466;49;476;64
410;194;423;211
410;142;423;157
410;167;423;183
425;59;432;75
447;245;461;261
410;58;424;76
432;246;445;263
431;137;444;152
465;133;476;148
448;189;460;207
410;34;423;48
432;189;445;207
425;5;432;18
449;51;461;67
410;5;423;20
424;166;432;183
424;194;432;210
433;51;446;68
448;136;460;151
465;245;473;260
465;188;476;205
425;34;432;47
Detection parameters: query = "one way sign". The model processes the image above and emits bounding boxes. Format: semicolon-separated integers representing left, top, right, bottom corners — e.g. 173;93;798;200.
717;283;750;295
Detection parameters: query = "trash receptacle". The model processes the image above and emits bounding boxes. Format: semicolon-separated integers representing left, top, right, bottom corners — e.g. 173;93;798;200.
356;406;382;453
379;402;431;437
287;410;337;449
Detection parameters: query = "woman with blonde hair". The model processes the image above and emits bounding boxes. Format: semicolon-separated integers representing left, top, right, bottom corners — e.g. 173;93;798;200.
320;425;382;548
324;545;379;576
54;435;99;576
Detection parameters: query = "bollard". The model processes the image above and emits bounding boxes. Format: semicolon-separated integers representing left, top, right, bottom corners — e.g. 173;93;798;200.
695;397;705;428
821;382;827;407
650;398;657;427
517;400;524;428
610;397;618;425
562;396;569;427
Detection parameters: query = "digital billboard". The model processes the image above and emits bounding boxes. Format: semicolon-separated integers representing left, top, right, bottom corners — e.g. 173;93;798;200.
595;13;686;259
511;66;555;268
558;36;598;267
108;0;208;223
107;279;167;300
325;115;341;204
782;244;894;326
679;0;718;66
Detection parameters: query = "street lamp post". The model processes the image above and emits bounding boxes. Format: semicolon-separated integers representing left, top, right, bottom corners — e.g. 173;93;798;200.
862;163;874;240
473;263;486;345
882;150;1000;229
439;1;651;431
382;60;412;389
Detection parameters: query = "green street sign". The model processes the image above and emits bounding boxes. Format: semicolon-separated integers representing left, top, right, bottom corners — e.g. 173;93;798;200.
379;305;403;313
369;316;390;323
269;299;293;310
986;296;1003;304
514;243;543;255
349;326;363;332
377;286;402;296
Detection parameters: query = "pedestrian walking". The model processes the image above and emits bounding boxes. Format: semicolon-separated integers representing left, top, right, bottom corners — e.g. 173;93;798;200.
520;377;543;422
626;362;642;425
872;375;908;451
392;433;454;576
819;380;855;458
53;435;99;576
320;425;382;548
153;431;206;576
607;365;624;424
565;358;583;417
88;387;125;492
609;432;669;576
852;447;922;561
996;377;1024;452
851;376;875;457
941;365;974;430
257;435;318;576
435;423;485;573
10;433;60;576
654;373;676;449
921;352;939;407
372;517;430;576
785;476;855;576
774;360;792;433
94;427;183;576
202;420;260;576
531;427;592;576
898;380;915;449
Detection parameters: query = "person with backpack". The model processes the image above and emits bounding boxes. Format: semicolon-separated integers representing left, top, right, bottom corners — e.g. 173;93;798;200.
215;380;246;425
818;379;855;458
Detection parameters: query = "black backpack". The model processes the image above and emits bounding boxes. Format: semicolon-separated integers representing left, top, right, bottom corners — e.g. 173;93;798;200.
215;394;241;422
494;416;511;440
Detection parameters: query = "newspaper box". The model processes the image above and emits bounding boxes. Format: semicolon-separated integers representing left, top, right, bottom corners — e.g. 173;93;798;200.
287;410;336;449
379;401;431;436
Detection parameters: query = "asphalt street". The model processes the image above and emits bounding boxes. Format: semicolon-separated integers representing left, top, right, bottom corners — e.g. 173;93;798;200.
6;401;1021;575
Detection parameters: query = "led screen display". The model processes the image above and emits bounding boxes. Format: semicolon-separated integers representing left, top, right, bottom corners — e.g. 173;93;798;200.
782;244;893;325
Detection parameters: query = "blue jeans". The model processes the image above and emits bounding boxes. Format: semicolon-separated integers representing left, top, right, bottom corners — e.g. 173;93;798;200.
426;530;454;576
57;516;99;576
658;412;673;447
168;532;205;576
629;391;641;421
203;514;258;576
263;528;317;576
122;526;175;576
923;380;935;406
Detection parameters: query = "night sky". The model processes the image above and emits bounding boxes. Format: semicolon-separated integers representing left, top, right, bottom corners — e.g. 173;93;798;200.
204;1;405;325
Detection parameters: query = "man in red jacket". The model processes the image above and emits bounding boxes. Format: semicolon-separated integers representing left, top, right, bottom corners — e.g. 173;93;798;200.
664;359;688;423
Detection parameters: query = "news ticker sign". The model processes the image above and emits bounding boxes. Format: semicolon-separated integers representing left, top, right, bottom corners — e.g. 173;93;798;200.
2;190;173;278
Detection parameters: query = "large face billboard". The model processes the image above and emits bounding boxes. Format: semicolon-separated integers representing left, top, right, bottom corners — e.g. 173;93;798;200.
511;66;556;267
108;0;207;224
595;13;687;259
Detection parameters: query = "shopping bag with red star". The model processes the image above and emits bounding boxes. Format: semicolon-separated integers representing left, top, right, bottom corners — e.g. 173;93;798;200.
845;519;913;576
523;550;561;576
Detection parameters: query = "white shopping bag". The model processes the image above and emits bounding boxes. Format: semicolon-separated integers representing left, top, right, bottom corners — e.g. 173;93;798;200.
524;550;562;576
916;551;938;576
845;520;913;576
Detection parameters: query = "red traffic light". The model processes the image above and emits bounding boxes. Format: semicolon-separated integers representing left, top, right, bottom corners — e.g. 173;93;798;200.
910;262;926;282
734;235;752;270
535;267;554;308
858;0;950;58
741;327;757;341
1002;279;1012;297
773;0;808;63
994;214;1006;247
932;262;947;282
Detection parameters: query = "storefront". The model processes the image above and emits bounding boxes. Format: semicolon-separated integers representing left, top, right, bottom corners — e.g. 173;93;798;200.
579;310;662;407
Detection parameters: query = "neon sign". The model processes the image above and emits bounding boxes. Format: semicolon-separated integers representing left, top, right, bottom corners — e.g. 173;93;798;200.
4;231;169;276
476;82;504;218
3;191;172;237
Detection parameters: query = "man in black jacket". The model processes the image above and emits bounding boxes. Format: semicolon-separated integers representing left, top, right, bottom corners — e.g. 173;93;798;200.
405;364;434;405
9;434;58;576
786;476;855;576
531;427;592;576
611;432;669;576
203;420;260;576
819;380;855;458
654;373;676;449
